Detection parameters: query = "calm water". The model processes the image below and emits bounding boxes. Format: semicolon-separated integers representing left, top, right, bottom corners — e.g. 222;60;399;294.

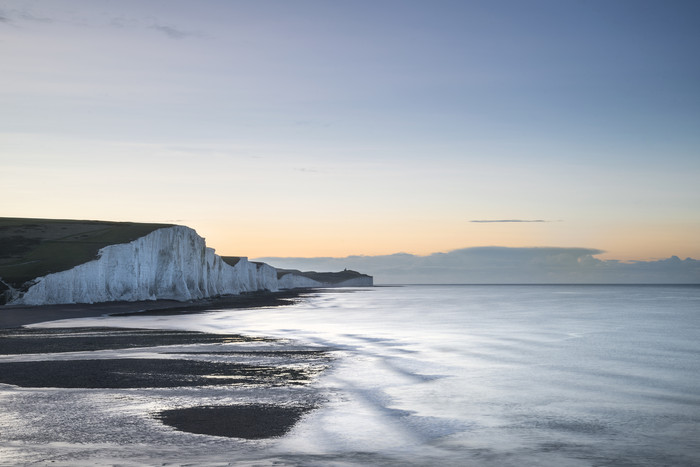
6;285;700;466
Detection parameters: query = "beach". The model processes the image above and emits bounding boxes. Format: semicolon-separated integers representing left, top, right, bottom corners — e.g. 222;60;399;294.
0;288;312;329
0;289;331;447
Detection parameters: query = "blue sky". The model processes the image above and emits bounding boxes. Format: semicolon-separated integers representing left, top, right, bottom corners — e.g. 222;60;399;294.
2;0;699;261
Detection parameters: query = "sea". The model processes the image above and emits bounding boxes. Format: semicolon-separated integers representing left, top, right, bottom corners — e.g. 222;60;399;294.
3;285;700;466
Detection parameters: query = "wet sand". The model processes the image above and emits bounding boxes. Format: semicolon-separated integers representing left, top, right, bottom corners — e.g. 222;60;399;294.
157;405;314;440
0;290;331;440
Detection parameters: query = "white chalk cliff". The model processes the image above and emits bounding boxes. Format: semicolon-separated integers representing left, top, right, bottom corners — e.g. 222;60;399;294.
13;226;278;305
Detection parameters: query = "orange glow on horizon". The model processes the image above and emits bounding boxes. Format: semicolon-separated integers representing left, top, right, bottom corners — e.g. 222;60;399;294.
192;218;700;261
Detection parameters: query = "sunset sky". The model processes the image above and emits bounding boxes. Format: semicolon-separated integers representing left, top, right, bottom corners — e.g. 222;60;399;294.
2;0;699;261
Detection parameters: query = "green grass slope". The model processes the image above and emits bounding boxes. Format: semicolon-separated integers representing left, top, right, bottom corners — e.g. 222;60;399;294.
0;218;174;289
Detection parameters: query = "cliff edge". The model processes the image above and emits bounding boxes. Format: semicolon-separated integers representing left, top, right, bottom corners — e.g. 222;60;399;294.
0;219;277;305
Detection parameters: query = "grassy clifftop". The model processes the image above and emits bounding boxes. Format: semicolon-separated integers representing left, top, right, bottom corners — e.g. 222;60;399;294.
0;218;173;289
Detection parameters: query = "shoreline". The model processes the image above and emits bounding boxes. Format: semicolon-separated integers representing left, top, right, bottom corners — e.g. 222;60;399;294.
0;288;315;328
0;288;340;443
0;309;332;440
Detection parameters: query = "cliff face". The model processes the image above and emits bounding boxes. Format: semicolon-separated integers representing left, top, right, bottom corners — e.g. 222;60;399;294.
13;226;278;305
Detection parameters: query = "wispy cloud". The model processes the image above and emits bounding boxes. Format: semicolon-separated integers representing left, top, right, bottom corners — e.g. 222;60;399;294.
150;24;200;39
294;167;322;173
0;8;52;24
109;16;138;29
470;219;550;223
17;10;52;23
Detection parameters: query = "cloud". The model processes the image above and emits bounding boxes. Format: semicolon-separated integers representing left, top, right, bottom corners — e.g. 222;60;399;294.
0;8;52;24
150;24;200;39
110;16;138;29
294;167;322;173
255;247;700;284
16;10;51;23
470;219;550;223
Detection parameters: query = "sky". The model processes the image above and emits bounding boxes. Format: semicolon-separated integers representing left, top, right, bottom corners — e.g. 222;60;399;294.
2;0;699;264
